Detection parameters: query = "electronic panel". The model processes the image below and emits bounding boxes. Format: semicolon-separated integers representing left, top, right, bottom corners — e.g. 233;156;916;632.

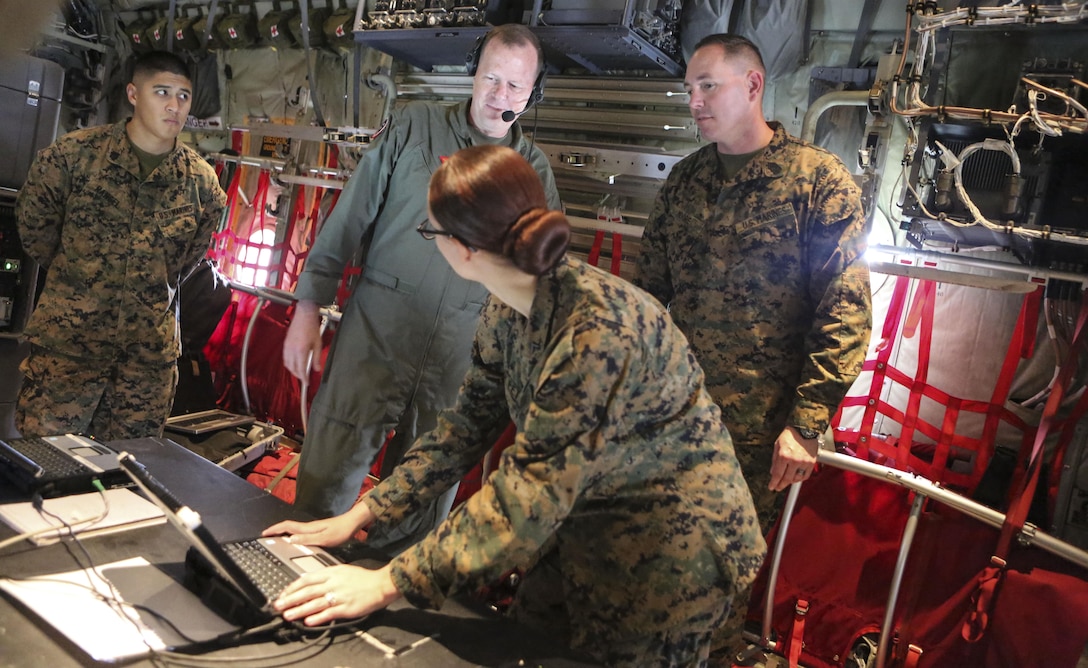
0;197;39;335
886;5;1088;270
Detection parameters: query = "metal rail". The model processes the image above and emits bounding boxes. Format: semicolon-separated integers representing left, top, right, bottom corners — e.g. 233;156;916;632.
868;244;1088;289
816;450;1088;569
225;282;340;423
750;449;1088;667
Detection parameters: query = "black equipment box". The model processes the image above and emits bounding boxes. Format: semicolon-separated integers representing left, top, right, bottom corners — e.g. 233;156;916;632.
0;53;62;334
0;195;41;334
0;53;64;191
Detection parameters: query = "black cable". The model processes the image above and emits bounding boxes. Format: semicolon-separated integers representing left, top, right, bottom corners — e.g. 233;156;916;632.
352;44;361;129
5;561;356;665
18;491;368;664
298;0;327;128
12;497;160;654
151;625;341;666
528;103;540;154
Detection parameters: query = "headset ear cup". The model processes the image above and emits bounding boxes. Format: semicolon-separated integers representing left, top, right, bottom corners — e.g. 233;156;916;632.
465;34;485;75
532;68;547;106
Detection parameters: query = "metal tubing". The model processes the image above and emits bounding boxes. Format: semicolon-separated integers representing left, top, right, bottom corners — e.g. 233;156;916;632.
239;297;263;415
397;73;688;104
760;481;805;651
876;492;925;668
274;173;346;190
567;215;644;238
868;244;1088;288
817;450;1088;571
227;282;340;432
228;282;340;322
208;152;349;181
801;90;869;143
365;72;398;126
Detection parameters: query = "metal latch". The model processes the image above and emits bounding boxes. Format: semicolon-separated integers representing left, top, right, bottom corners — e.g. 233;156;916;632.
559;152;596;168
26;79;43;107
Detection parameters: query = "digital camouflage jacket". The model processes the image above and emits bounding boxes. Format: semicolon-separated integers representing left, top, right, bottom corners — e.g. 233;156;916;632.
635;123;872;449
364;257;766;651
16;120;225;360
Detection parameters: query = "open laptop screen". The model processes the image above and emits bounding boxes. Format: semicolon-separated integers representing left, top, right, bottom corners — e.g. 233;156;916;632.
116;452;267;608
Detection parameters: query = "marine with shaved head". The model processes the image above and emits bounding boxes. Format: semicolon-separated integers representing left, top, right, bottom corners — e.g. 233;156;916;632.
16;50;225;441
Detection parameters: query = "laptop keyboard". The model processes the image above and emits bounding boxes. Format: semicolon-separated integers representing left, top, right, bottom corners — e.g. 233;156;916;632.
224;539;297;600
6;437;92;479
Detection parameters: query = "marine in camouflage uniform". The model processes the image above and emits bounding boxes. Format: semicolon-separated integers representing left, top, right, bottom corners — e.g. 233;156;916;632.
16;116;225;440
363;256;767;666
634;34;872;662
635;122;872;527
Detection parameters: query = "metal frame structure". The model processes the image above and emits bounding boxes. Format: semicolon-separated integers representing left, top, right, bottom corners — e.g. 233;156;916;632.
750;449;1088;668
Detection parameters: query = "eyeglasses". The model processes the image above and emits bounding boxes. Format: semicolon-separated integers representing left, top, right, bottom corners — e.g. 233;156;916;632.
416;221;458;242
416;221;476;251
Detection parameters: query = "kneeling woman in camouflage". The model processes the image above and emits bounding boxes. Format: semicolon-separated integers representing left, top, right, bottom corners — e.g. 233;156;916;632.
264;144;766;666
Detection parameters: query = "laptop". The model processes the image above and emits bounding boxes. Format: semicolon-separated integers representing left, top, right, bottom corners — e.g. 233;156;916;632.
0;434;131;498
116;451;342;629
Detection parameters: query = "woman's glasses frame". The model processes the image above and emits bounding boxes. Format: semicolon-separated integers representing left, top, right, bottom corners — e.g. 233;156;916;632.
416;221;475;250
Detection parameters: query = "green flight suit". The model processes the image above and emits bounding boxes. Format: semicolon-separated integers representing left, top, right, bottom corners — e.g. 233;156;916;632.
293;100;560;544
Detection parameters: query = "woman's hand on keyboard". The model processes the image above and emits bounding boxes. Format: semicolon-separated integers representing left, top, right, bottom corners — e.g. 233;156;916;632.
262;512;361;547
274;563;401;625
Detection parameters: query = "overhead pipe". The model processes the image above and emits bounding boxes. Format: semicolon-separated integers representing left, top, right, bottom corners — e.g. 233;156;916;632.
801;90;870;143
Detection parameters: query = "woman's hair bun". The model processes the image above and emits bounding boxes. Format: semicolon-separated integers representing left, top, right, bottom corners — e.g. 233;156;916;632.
504;208;571;275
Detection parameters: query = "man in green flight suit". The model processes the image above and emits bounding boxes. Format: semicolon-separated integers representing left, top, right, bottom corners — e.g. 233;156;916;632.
282;24;561;553
16;51;226;441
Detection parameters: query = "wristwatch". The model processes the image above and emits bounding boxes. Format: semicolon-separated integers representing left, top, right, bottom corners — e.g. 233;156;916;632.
794;426;822;441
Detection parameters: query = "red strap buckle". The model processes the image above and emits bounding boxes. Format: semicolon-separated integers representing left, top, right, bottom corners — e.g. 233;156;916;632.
789;599;809;667
962;559;1007;642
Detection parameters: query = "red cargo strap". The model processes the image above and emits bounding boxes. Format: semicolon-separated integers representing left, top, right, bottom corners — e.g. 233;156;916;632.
586;228;624;277
587;229;605;267
904;644;923;668
610;233;622;276
833;277;1040;493
1001;289;1088;556
1048;372;1088;520
964;287;1088;642
962;556;1006;642
788;599;808;667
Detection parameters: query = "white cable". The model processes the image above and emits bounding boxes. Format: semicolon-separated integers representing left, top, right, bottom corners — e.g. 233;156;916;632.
915;3;1088;32
905;180;950;222
1023;77;1088;120
0;492;109;550
1029;90;1064;137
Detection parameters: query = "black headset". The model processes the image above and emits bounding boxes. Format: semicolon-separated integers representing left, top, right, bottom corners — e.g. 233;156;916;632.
465;33;547;115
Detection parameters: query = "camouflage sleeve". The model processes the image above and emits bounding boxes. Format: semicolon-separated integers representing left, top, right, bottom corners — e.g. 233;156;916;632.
788;161;872;431
387;317;627;610
183;162;226;277
632;177;676;306
15;143;70;268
